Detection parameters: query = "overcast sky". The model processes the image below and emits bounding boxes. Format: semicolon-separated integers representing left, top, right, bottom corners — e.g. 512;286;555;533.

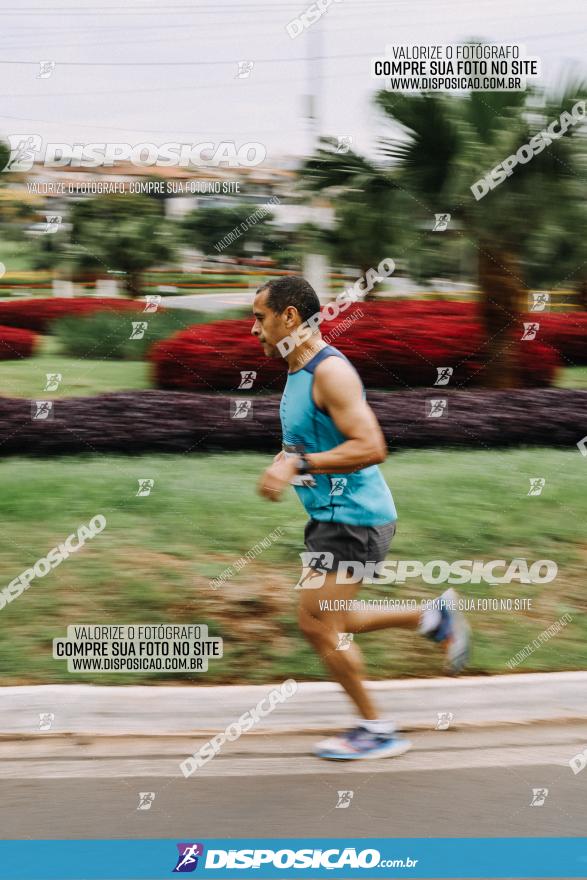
0;0;584;163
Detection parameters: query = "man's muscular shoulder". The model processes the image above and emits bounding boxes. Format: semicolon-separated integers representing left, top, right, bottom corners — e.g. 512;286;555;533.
312;355;362;411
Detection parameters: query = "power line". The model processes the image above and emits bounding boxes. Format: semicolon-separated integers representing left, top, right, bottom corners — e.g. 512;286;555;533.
0;8;577;48
0;50;376;66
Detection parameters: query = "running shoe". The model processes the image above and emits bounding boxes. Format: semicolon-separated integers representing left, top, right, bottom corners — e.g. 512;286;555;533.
314;726;412;760
426;587;471;674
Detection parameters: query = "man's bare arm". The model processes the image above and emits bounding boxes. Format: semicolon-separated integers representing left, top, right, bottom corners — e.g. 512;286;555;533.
305;357;387;474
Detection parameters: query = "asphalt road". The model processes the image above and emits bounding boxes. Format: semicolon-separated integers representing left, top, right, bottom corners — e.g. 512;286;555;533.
1;723;585;839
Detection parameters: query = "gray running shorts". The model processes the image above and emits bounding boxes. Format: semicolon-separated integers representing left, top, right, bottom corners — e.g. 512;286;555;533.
303;519;396;573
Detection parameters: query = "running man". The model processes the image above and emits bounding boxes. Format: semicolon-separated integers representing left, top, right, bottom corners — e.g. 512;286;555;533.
252;276;470;760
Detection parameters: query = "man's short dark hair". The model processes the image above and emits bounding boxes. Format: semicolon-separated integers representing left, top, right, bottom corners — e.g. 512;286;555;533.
259;276;320;323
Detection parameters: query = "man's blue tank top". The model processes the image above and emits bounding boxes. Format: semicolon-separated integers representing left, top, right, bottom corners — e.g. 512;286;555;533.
279;345;397;526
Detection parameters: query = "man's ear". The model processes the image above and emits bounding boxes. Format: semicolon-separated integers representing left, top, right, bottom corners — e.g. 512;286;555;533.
283;305;299;328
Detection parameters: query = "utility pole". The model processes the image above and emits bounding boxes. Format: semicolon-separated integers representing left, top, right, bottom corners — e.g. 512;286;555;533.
304;18;323;154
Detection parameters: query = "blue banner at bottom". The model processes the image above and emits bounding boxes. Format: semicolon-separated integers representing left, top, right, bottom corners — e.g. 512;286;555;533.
0;838;586;879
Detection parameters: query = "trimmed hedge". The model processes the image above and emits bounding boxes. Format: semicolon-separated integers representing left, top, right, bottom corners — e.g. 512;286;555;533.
150;303;560;391
0;388;584;455
0;325;38;359
0;297;144;333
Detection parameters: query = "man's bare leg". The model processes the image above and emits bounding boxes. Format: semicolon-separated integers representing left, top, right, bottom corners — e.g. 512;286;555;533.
344;606;422;634
298;572;401;720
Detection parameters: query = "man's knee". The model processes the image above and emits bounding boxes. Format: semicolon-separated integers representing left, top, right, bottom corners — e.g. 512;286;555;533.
298;606;336;646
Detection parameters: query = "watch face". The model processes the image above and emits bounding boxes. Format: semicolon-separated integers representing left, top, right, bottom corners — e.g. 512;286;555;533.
283;450;316;487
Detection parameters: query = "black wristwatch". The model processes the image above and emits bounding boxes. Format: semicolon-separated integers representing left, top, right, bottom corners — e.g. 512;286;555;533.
296;453;312;476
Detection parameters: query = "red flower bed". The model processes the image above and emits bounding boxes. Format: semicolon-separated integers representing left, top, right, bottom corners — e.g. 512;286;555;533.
0;325;38;359
0;297;145;333
150;301;560;391
538;312;587;365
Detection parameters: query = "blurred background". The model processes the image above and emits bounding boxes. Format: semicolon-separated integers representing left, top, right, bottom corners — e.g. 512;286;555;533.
0;0;585;687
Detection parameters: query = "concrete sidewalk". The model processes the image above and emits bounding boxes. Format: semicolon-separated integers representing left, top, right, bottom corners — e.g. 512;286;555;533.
1;671;586;738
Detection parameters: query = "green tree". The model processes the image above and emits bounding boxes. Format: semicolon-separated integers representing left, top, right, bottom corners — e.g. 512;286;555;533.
0;140;9;179
182;204;275;258
68;194;177;297
263;222;332;270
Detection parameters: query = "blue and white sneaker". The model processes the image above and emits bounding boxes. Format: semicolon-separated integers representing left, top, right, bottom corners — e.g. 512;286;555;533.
314;726;412;761
426;588;471;674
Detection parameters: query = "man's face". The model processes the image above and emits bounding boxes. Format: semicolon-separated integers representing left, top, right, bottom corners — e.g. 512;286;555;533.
251;289;293;359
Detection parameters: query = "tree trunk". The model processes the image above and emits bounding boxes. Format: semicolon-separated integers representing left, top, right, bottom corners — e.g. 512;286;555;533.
478;247;524;389
124;271;142;298
360;265;378;301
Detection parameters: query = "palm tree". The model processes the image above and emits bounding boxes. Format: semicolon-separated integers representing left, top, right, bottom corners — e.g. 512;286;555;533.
375;84;586;386
301;139;404;297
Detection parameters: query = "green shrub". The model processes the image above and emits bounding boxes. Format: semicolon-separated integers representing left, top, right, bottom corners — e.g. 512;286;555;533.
52;308;247;360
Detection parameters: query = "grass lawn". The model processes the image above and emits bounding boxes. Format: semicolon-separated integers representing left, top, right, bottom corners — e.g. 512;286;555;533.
557;366;587;389
0;448;584;685
0;336;150;398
